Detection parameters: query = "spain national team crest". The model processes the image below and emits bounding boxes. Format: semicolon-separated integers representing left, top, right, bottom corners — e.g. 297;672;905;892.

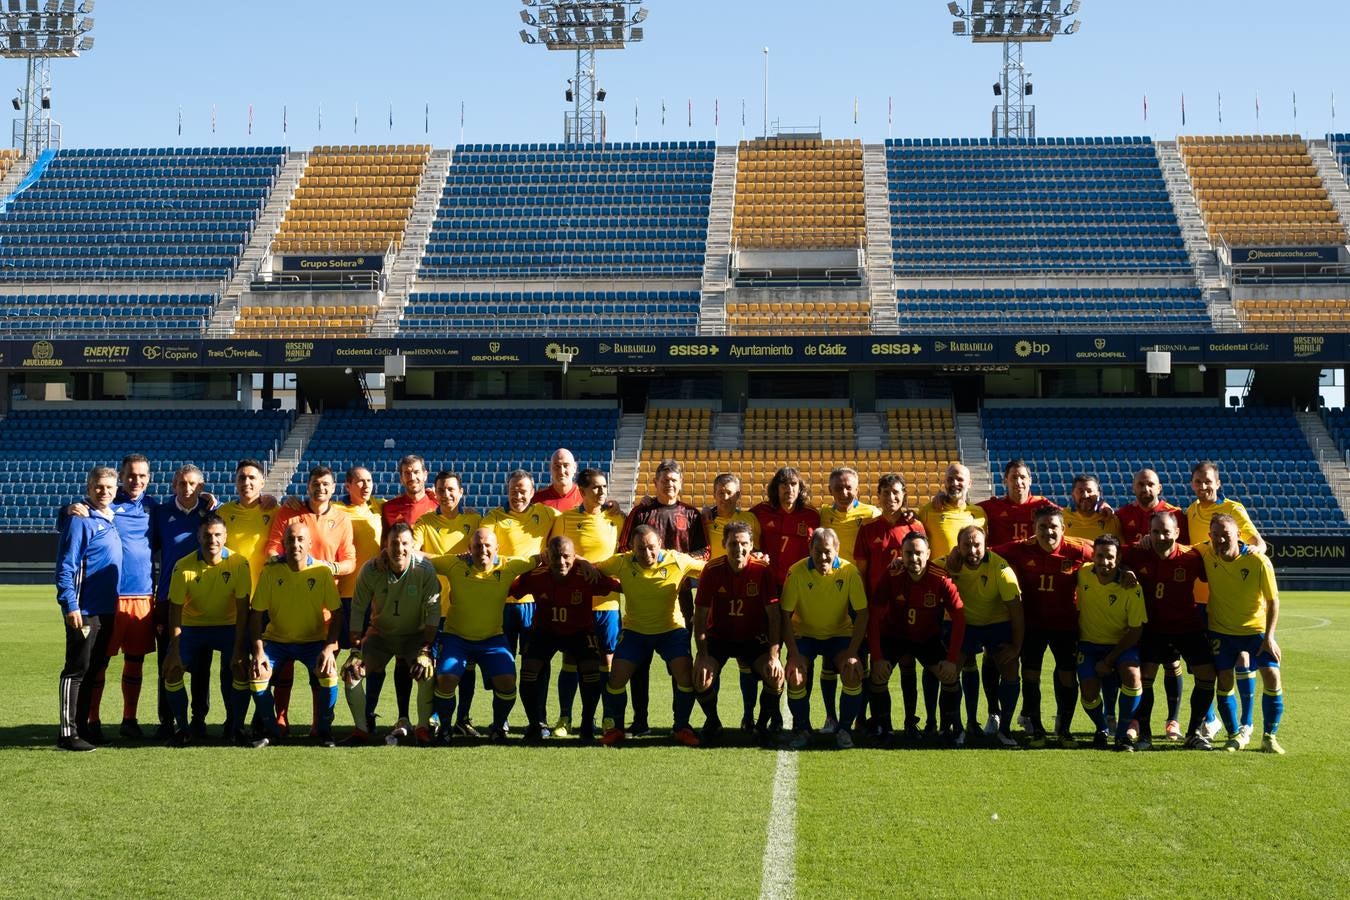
746;583;759;597
1174;568;1187;582
570;591;584;605
1060;560;1075;574
923;592;937;607
797;523;809;536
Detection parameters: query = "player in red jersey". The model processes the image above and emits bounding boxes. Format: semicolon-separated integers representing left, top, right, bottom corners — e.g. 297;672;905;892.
620;459;706;736
693;521;785;745
1122;510;1214;749
533;448;582;512
382;455;438;529
994;505;1094;747
868;531;964;743
511;535;620;744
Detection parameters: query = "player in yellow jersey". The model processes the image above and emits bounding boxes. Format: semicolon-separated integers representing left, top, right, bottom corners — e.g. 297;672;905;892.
701;472;764;731
550;467;625;735
163;514;252;746
431;528;537;744
1200;514;1284;754
1075;535;1147;751
820;467;881;563
781;528;869;750
415;471;484;736
597;524;707;746
247;521;342;747
944;524;1023;748
216;459;276;593
1062;475;1122;542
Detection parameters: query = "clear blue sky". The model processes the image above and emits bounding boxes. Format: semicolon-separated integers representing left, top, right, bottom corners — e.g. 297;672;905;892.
24;1;1350;148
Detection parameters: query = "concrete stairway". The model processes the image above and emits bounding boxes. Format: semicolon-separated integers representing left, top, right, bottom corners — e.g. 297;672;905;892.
855;412;885;451
372;148;453;335
862;145;898;334
1296;411;1350;525
609;413;645;509
1308;140;1350;234
712;412;742;451
698;146;738;335
0;155;35;199
262;413;322;497
955;412;994;500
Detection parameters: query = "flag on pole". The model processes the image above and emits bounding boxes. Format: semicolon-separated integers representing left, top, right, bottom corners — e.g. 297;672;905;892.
635;96;639;127
853;96;859;125
177;106;182;137
715;98;719;127
661;98;666;126
354;102;359;134
1143;94;1148;122
389;102;393;131
1218;91;1222;124
425;101;429;134
211;104;216;133
248;104;253;135
1293;91;1298;120
1256;92;1261;121
1180;93;1185;127
318;102;322;134
741;98;746;127
888;96;893;127
687;99;692;128
283;104;288;134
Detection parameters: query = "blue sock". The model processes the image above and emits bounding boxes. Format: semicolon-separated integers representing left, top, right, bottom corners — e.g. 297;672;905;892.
739;666;758;722
1117;685;1142;740
1165;670;1183;722
820;670;838;720
787;689;810;732
365;671;386;724
1205;700;1218;725
433;689;457;730
839;684;863;731
557;663;579;720
1083;695;1107;732
1262;686;1284;735
602;684;627;731
998;678;1020;732
673;684;696;729
1236;668;1256;729
166;681;189;732
319;684;338;734
491;688;516;730
1218;687;1239;735
252;689;277;737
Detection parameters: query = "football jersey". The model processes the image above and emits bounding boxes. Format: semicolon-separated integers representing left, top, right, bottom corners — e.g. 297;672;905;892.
1076;564;1147;646
704;509;763;561
533;482;583;512
870;567;964;662
252;558;341;644
168;549;251;627
1062;508;1123;543
1199;543;1277;636
916;499;988;560
509;567;621;637
381;493;438;529
218;500;275;591
622;497;707;555
994;537;1094;632
440;556;537;641
482;505;559;603
978;495;1055;546
265;504;356;580
852;514;926;596
413;509;482;558
1187;498;1260;548
780;556;867;640
752;502;821;584
818;500;881;564
336;498;384;598
1123;544;1206;635
950;550;1021;626
1116;499;1189;546
108;491;156;596
55;510;122;617
552;506;625;611
696;557;781;644
598;550;705;634
351;556;441;638
152;498;217;605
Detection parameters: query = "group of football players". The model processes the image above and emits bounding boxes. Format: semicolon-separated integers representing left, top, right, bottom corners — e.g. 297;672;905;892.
54;446;1286;755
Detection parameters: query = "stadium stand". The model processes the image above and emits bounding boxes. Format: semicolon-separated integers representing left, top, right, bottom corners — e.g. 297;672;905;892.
418;141;714;279
981;405;1350;535
0;146;286;281
292;408;620;514
885;136;1189;275
637;407;955;508
1320;406;1350;463
732;139;865;250
0;408;294;532
1233;297;1350;331
1179;135;1347;246
896;286;1213;332
0;292;215;336
231;303;374;338
397;289;699;336
0;147;22;182
727;297;871;334
1331;133;1350;186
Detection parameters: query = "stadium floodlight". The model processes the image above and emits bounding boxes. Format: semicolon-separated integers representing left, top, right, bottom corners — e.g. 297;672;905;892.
947;0;1081;138
518;1;652;144
0;0;91;155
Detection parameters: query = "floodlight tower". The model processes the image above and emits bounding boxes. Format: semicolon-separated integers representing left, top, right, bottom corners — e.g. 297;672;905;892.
0;0;94;157
947;0;1080;139
519;1;649;145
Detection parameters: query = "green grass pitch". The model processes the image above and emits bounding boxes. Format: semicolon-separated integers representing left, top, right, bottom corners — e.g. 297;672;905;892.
2;586;1347;897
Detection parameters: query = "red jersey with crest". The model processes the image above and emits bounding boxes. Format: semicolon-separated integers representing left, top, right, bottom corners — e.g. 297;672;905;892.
533;483;583;512
1122;544;1207;634
752;502;820;584
870;566;964;662
508;567;621;637
994;537;1094;632
696;557;781;644
621;497;707;556
1115;499;1190;546
852;514;926;596
978;495;1057;546
382;493;439;529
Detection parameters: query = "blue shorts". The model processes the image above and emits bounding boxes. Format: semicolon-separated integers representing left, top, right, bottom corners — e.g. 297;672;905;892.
795;635;851;665
502;601;535;657
436;633;516;680
1209;631;1279;672
1076;641;1140;681
961;621;1013;656
178;625;236;670
614;628;691;667
262;640;331;681
594;609;621;654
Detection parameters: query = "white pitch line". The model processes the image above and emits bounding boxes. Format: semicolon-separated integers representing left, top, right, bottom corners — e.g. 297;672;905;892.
759;749;798;900
1278;614;1332;632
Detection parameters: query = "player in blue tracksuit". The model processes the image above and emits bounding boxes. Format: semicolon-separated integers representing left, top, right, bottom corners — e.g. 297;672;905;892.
56;466;124;751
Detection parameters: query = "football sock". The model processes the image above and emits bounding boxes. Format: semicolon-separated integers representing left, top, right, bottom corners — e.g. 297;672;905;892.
981;654;1000;716
272;660;295;725
1054;677;1078;734
88;664;107;724
122;656;145;720
433;689;457;731
997;677;1020;733
533;667;552;725
1262;685;1284;735
1218;686;1239;735
365;671;386;723
1082;694;1107;732
229;680;252;736
602;683;627;730
252;688;278;738
1117;684;1142;740
695;687;718;721
819;669;839;721
579;672;602;729
838;682;863;731
393;665;412;721
673;683;696;730
189;657;211;723
869;686;892;732
739;666;758;723
1137;677;1156;737
317;682;339;735
1022;677;1043;731
165;677;189;732
757;684;782;730
415;679;434;729
1236;668;1256;729
787;686;810;732
456;668;477;724
557;662;579;720
519;668;543;725
1101;672;1120;723
1188;679;1215;735
1165;669;1184;722
900;662;919;726
961;664;981;726
630;663;651;726
344;678;367;731
922;668;939;728
938;682;961;732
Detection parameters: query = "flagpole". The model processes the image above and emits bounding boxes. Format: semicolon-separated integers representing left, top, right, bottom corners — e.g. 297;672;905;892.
762;46;769;139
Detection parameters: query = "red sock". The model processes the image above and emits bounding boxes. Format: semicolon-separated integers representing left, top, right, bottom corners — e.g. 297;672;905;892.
122;657;144;721
89;667;107;724
273;661;295;728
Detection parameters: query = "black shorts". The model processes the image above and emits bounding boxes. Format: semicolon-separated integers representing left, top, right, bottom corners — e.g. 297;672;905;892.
524;631;600;666
707;637;769;669
880;636;948;669
1139;630;1213;669
1022;628;1078;673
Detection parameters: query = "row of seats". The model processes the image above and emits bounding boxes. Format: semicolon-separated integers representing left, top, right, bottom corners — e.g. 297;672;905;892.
733;139;865;251
397;290;700;337
1235;298;1350;331
728;301;870;335
888;137;1152;146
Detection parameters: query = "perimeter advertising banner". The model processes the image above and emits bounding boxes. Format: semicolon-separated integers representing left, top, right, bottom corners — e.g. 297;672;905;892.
1265;536;1350;570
